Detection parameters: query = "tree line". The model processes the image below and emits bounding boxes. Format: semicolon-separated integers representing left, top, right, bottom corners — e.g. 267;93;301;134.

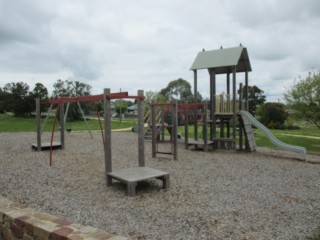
1;71;319;129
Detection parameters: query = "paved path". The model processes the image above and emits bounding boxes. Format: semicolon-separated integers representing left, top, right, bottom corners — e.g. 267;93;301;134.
277;133;320;140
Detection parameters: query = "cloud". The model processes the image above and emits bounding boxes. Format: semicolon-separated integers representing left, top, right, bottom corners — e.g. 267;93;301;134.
0;0;54;44
0;0;320;102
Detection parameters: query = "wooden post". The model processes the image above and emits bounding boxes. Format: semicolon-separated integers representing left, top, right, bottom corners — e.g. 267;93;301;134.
138;90;145;166
151;103;157;158
104;88;112;186
227;72;231;138
36;98;41;151
161;107;165;142
184;103;189;150
227;73;230;95
245;71;249;111
194;104;198;141
210;69;216;145
193;70;198;141
239;83;243;150
232;67;237;149
194;70;198;103
203;102;208;152
60;102;65;150
173;101;178;160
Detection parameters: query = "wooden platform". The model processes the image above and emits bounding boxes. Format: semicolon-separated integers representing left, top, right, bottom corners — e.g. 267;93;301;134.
107;167;170;196
187;139;213;150
31;142;62;151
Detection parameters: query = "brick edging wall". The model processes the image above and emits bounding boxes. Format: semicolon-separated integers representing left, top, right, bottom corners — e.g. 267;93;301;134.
0;197;128;240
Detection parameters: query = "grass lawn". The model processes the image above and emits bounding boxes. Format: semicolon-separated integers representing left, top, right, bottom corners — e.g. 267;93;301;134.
1;113;319;154
0;113;137;132
176;124;320;155
255;128;320;154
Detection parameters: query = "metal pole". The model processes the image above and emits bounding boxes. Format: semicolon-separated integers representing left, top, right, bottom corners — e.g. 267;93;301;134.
104;88;112;186
138;90;145;166
77;102;93;139
36;98;41;151
60;102;65;150
64;103;70;126
41;104;52;134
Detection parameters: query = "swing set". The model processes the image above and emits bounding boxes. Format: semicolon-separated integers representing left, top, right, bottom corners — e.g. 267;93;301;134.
32;89;170;196
32;92;127;165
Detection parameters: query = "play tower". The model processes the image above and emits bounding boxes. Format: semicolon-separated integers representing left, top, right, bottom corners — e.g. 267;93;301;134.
190;45;252;150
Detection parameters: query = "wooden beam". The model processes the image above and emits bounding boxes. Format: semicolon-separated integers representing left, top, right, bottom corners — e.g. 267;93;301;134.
104;88;112;186
138;90;145;167
35;98;41;151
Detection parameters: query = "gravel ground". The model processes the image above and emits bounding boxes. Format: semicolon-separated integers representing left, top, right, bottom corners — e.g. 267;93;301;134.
0;131;320;240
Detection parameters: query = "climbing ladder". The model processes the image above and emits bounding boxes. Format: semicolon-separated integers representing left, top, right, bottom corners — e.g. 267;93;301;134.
144;109;163;141
239;113;256;152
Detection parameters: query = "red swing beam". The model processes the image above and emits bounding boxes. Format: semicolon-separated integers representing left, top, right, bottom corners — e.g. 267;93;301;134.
48;91;144;165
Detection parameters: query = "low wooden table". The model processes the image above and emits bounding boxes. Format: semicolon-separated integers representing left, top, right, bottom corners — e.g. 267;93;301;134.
108;167;170;196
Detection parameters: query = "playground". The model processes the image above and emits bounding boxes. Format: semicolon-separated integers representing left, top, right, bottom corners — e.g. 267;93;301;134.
0;131;320;239
1;45;319;239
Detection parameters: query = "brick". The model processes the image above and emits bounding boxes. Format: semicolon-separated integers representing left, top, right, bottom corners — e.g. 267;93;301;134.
68;233;86;240
77;225;97;234
33;213;57;222
0;211;4;224
2;228;15;240
11;203;28;209
15;215;30;228
108;236;129;240
50;227;74;240
22;232;34;240
10;222;24;238
33;221;58;240
52;219;72;227
88;229;114;239
7;209;27;219
24;218;42;236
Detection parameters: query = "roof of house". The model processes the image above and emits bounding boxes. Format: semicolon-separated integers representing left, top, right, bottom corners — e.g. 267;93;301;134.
190;46;252;74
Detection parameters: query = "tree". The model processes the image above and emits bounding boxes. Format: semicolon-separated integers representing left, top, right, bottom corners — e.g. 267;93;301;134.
238;85;266;116
32;83;48;100
3;82;29;97
31;83;49;114
284;71;320;129
257;102;288;129
0;87;9;113
52;79;91;97
2;82;33;117
160;78;202;102
52;79;92;121
114;100;128;114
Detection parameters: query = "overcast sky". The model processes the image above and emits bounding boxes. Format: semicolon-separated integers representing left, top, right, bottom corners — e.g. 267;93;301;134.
1;0;320;102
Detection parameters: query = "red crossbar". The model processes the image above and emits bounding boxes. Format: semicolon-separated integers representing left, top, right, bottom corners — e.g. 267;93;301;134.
48;91;144;104
151;102;204;107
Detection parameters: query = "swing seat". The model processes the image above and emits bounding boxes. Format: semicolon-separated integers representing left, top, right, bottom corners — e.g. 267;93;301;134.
67;128;72;133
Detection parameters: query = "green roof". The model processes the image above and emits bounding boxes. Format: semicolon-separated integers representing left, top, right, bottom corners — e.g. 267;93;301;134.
190;46;252;74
